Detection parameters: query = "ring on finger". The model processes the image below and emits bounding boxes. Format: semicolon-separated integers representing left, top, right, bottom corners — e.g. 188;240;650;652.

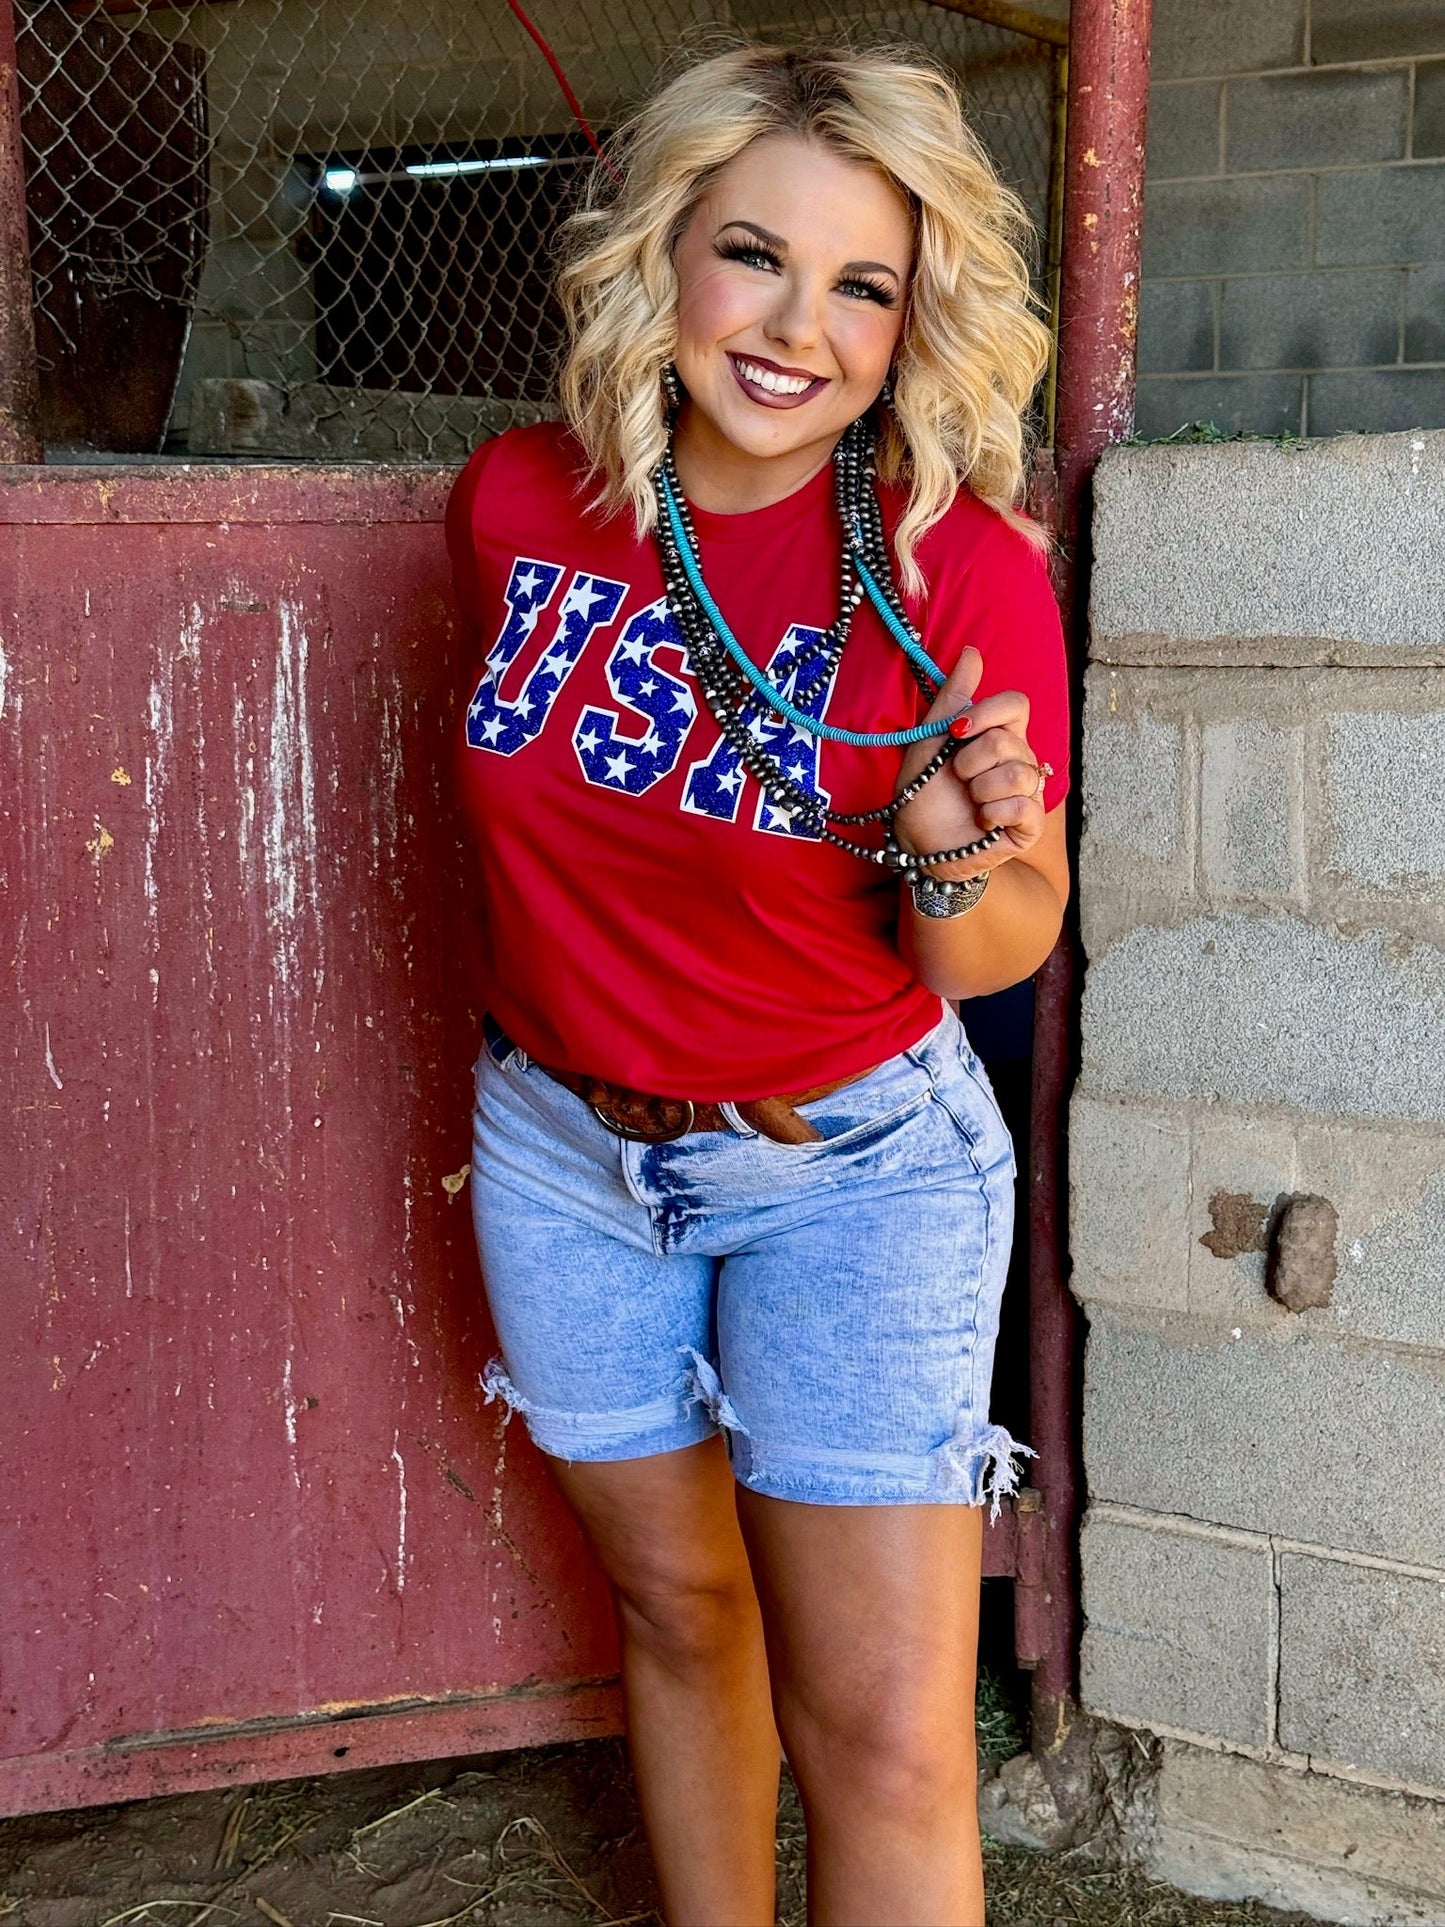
1031;760;1054;799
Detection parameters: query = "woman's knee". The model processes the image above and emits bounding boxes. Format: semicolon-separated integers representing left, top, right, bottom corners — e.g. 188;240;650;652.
779;1681;978;1819
613;1559;762;1671
551;1445;762;1671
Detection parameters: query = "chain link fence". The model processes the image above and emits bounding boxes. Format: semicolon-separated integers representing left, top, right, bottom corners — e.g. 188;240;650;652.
14;0;1064;462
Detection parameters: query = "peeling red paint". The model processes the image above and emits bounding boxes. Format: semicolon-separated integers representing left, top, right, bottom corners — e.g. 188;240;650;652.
0;464;620;1817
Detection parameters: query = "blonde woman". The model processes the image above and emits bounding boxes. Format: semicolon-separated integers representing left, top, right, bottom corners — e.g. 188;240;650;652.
447;43;1070;1925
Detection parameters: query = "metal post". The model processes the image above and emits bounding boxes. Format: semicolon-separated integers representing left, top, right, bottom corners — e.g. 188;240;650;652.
1029;0;1153;1776
0;0;39;463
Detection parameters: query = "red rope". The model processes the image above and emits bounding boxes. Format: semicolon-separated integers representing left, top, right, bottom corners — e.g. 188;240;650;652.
503;0;623;185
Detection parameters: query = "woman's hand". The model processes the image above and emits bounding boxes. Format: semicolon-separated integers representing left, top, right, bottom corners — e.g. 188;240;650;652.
892;646;1049;879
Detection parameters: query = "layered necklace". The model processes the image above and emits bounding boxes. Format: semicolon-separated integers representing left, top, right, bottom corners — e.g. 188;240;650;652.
651;413;1004;880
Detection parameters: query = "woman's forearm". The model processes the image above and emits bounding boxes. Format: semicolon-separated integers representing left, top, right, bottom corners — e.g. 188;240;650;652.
898;857;1064;1001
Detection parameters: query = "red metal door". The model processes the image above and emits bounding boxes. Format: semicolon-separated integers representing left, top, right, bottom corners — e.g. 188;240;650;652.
1;464;621;1817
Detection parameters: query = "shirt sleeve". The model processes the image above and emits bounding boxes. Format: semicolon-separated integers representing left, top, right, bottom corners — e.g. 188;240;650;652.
918;511;1071;814
445;439;497;672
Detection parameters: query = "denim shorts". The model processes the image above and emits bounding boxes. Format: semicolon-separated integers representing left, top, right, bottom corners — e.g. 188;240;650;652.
468;1005;1032;1513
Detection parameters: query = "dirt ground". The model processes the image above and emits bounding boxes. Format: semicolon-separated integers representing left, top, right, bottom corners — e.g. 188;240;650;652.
0;1735;1320;1927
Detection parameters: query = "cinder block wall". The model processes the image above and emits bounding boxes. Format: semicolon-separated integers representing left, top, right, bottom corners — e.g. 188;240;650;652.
1075;429;1445;1923
1140;0;1445;438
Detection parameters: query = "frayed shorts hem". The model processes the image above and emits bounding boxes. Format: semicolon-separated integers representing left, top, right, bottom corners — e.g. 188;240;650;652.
728;1426;1035;1520
482;1355;718;1463
484;1356;1033;1518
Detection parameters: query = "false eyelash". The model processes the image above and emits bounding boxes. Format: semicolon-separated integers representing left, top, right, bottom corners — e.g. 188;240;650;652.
837;274;898;308
714;236;783;271
713;237;897;308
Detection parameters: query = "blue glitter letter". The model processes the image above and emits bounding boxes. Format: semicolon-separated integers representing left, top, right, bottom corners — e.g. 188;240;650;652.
573;598;698;795
680;624;833;837
465;559;626;756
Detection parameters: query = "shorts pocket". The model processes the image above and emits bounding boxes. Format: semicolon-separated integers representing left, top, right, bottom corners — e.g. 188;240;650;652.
779;1054;934;1153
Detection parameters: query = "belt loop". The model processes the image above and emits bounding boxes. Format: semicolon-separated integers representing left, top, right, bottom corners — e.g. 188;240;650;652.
719;1100;760;1139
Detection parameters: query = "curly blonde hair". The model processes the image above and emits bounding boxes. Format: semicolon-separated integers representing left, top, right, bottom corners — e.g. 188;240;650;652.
557;42;1051;595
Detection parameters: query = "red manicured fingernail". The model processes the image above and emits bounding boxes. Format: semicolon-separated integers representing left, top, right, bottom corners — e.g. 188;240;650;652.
948;714;972;738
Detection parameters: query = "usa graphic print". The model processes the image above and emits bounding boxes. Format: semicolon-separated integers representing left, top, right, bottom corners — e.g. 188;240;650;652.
573;598;697;795
682;624;832;838
465;553;839;844
465;557;627;755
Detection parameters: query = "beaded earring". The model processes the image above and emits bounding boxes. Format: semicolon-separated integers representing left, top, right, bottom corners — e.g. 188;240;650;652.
661;362;682;413
878;368;896;410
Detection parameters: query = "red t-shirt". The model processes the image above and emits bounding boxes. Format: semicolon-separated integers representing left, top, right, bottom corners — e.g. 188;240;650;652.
447;421;1068;1100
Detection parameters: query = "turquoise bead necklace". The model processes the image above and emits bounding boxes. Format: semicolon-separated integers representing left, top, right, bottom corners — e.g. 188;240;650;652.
652;413;1004;872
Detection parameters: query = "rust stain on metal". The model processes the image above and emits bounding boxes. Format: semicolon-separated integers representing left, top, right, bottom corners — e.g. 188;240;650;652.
1032;0;1156;1737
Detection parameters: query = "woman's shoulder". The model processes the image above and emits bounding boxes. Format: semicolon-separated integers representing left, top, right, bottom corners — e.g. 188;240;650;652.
912;481;1051;589
447;419;593;537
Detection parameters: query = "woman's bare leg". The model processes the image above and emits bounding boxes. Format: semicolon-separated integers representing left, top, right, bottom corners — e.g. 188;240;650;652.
735;1490;985;1927
553;1437;781;1926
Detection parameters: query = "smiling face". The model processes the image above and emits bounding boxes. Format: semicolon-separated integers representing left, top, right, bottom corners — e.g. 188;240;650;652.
669;133;914;510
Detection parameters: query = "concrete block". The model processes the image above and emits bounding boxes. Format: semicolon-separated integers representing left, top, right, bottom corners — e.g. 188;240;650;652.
1081;912;1445;1124
1080;1510;1273;1746
1416;56;1445;158
1200;717;1305;900
1228;69;1409;173
1219;270;1403;373
1149;0;1305;81
1143;176;1311;278
1090;432;1445;665
1279;1553;1445;1789
1404;263;1445;361
1069;1099;1191;1311
1322;706;1445;899
1147;82;1221;180
1296;1125;1445;1352
1316;162;1445;267
1146;1740;1445;1921
1082;1308;1445;1565
1312;0;1445;63
1188;1111;1299;1322
1080;706;1187;865
1135;372;1304;441
1139;278;1216;374
1308;368;1445;437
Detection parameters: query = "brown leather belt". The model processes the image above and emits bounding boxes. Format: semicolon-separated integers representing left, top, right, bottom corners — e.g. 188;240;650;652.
533;1058;872;1146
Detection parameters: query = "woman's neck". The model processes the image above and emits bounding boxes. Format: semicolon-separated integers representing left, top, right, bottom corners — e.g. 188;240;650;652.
670;403;836;515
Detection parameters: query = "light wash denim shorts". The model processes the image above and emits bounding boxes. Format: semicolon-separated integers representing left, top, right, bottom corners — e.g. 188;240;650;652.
469;1005;1032;1513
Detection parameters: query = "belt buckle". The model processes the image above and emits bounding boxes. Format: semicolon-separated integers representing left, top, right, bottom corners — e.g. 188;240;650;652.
589;1090;697;1143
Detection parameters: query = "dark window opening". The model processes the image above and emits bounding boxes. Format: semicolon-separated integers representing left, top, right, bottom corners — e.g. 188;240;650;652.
306;129;599;404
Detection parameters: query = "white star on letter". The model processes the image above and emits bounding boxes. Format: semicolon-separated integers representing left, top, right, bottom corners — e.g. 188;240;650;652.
480;715;505;744
565;579;605;619
618;636;649;664
605;750;633;782
577;728;602;754
514;567;542;600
